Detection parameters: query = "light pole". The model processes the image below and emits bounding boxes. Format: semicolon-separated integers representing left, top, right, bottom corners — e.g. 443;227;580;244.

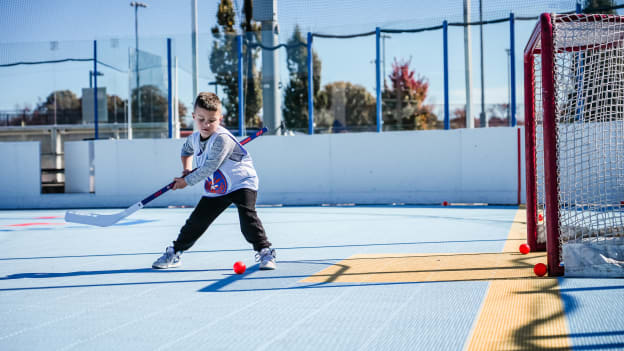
463;0;473;128
89;70;104;88
506;48;511;124
130;1;147;124
208;81;219;95
479;0;486;128
381;34;391;84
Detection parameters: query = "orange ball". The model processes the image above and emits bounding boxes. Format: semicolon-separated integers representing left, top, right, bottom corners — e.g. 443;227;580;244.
534;263;547;276
233;261;246;274
519;243;531;255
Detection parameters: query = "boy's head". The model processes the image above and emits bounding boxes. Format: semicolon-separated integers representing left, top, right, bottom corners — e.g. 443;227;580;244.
193;92;223;138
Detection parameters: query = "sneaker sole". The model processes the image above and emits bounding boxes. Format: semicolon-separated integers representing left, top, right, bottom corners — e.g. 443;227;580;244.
152;263;181;269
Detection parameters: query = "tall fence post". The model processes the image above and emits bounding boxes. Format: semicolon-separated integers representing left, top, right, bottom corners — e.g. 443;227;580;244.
375;27;382;132
510;13;517;127
93;40;99;140
167;38;173;138
237;35;245;136
443;21;450;130
307;32;314;135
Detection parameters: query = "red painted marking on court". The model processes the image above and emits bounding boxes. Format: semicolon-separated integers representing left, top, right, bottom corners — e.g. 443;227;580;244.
6;222;64;227
33;216;62;219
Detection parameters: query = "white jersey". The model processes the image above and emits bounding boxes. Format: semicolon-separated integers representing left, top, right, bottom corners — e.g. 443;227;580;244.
191;127;258;197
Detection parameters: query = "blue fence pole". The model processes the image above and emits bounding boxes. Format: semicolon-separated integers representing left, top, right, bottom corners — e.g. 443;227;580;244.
509;13;517;127
443;21;450;130
576;1;582;13
167;38;173;138
93;40;99;140
237;35;244;136
375;27;382;132
307;32;314;135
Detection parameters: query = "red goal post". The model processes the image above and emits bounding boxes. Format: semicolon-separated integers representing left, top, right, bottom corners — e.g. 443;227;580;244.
524;13;624;277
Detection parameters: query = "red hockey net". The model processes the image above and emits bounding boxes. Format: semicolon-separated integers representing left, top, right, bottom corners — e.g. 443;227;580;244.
524;13;624;277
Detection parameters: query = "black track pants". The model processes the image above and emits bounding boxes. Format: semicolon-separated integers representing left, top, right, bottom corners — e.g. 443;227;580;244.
172;188;271;252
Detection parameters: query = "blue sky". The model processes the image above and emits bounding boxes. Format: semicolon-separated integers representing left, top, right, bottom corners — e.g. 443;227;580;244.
0;0;597;120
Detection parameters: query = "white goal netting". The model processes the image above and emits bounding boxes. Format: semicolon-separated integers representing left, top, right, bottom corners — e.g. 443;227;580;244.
551;14;624;276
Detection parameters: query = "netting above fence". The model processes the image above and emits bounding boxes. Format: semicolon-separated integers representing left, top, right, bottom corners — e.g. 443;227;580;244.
2;1;624;136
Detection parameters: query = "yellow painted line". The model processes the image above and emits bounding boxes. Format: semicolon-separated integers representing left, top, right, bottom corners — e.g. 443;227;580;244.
465;209;571;350
299;209;571;350
300;252;546;283
301;210;545;283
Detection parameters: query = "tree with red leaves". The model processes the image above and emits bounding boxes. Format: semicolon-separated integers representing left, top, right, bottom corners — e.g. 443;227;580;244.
382;58;439;130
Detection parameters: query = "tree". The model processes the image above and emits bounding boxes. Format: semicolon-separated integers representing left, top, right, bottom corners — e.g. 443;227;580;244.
583;0;616;13
107;95;126;124
321;81;376;132
127;86;188;128
209;0;262;129
382;59;439;130
130;85;168;123
450;107;466;129
449;107;479;129
282;25;323;132
487;104;510;127
177;102;189;128
35;90;82;125
241;0;262;129
560;0;621;123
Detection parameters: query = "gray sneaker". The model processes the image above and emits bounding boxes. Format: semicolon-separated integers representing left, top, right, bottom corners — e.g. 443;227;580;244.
256;248;276;270
152;246;181;269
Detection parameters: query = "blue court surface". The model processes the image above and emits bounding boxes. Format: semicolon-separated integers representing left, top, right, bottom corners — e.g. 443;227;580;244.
1;206;623;350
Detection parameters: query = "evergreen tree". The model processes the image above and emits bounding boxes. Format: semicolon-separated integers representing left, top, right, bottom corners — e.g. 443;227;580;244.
209;0;262;129
583;0;616;13
561;0;621;123
131;85;168;123
282;25;323;132
322;81;376;132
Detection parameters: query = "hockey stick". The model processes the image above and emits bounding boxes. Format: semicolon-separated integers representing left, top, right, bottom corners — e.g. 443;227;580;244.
65;127;268;227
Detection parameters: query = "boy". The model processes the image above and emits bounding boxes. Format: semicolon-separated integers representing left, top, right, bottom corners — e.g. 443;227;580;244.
152;92;276;270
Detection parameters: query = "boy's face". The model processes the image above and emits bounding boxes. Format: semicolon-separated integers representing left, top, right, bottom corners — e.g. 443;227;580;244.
193;106;222;138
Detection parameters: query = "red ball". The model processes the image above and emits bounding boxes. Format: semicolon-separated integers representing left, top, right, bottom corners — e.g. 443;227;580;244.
538;214;544;221
442;201;449;206
233;261;246;274
519;243;531;255
534;263;547;277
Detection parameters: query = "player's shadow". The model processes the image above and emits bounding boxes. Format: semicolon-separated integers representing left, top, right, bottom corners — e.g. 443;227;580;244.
0;268;223;280
0;267;232;292
197;258;360;293
198;264;262;292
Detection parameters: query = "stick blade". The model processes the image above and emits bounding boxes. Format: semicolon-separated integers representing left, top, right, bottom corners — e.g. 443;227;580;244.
64;211;122;227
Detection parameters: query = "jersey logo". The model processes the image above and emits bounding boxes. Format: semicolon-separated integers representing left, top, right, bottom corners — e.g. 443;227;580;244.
204;170;228;194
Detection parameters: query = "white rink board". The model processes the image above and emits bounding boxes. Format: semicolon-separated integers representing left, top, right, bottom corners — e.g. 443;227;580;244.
0;128;526;208
0;141;40;206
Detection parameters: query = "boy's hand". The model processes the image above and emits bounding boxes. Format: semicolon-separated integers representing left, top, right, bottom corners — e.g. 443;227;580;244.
171;177;187;190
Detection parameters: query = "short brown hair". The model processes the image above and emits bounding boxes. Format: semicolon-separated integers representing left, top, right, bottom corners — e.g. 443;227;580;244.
194;92;221;111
